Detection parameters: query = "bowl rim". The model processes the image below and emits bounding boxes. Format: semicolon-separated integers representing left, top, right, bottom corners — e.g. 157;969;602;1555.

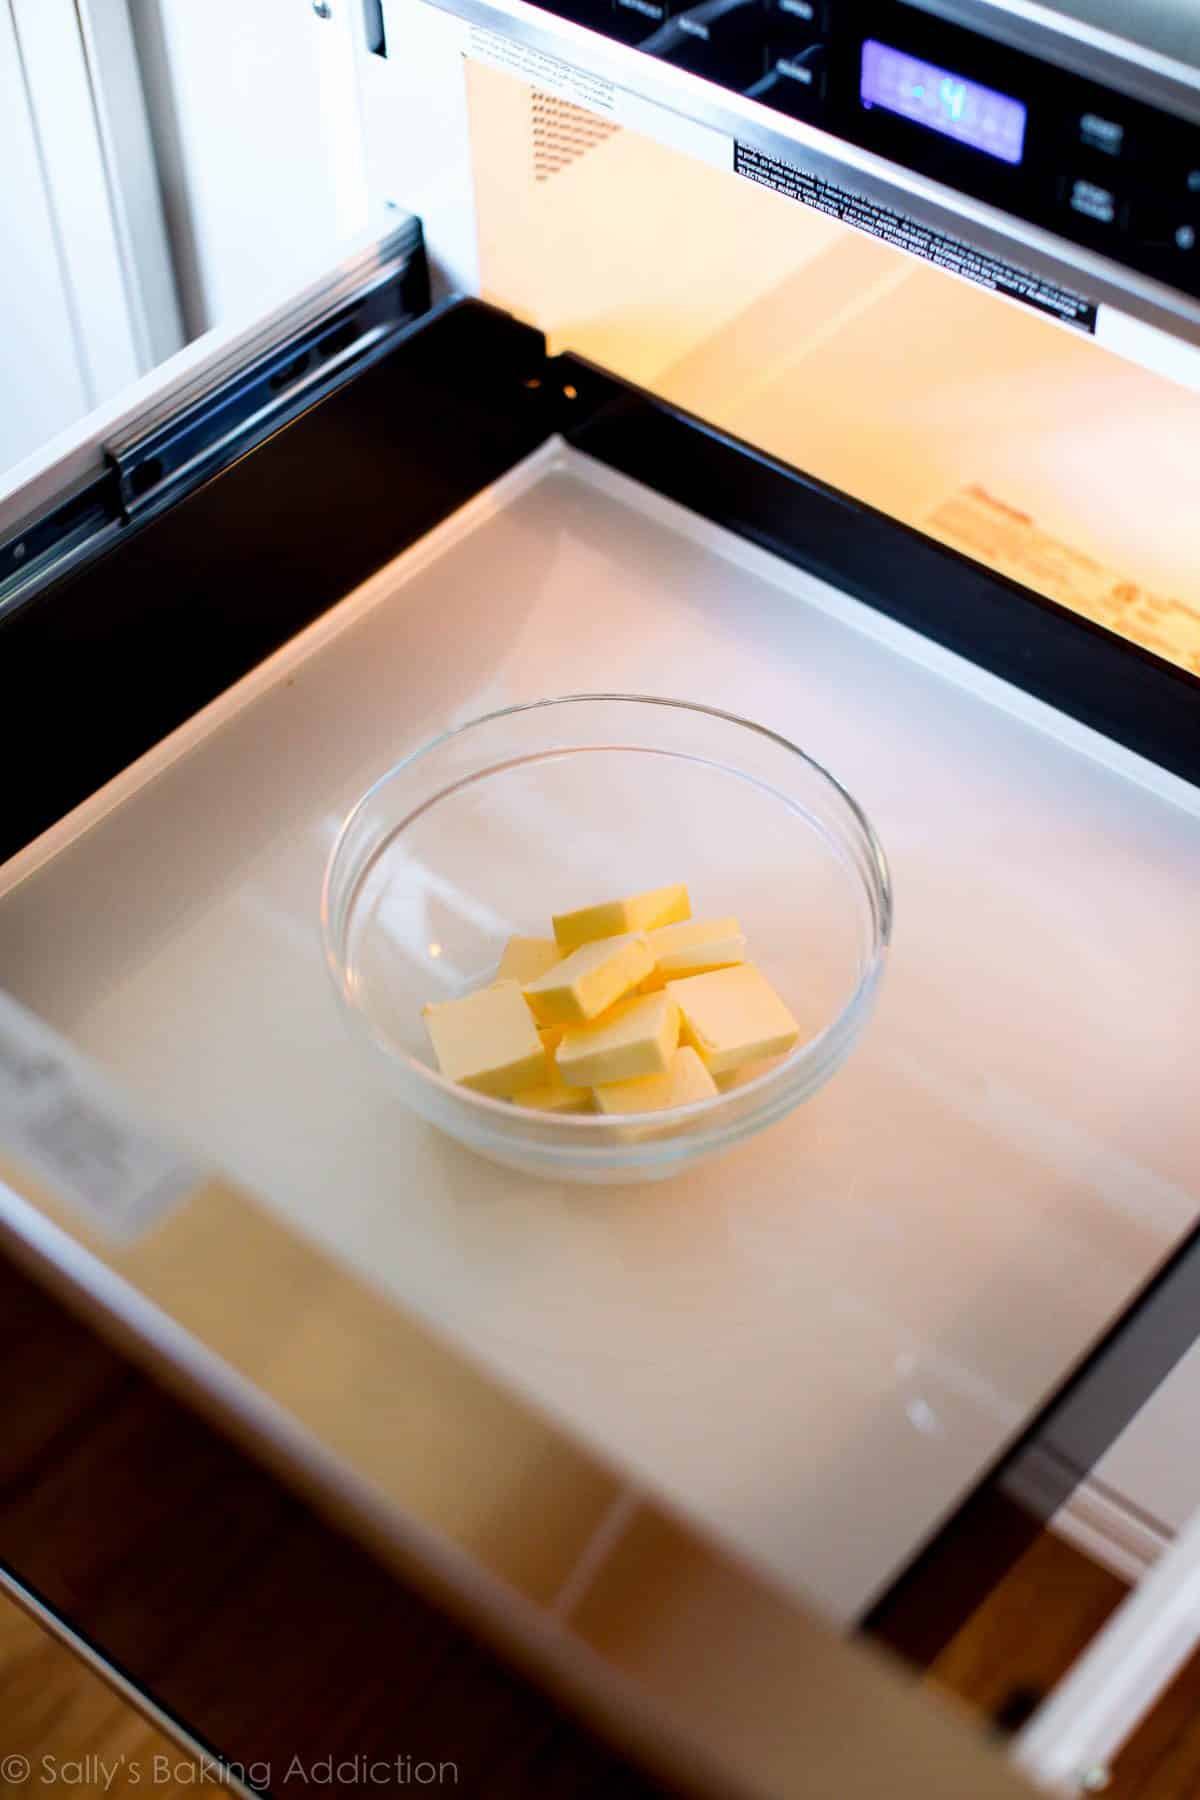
320;693;892;1137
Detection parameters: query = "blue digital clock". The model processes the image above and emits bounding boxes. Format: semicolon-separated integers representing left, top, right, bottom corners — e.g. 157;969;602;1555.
861;39;1028;166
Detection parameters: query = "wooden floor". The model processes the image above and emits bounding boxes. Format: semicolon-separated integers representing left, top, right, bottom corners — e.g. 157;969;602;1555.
0;1592;200;1800
7;1242;1200;1800
10;1518;1200;1800
0;1252;671;1800
13;1536;1200;1800
926;1529;1129;1728
924;1530;1200;1800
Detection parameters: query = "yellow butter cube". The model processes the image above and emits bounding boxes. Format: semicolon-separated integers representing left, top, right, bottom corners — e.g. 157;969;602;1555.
552;883;690;951
714;1057;780;1092
512;1023;591;1111
640;915;746;990
666;964;800;1075
513;1063;592;1114
523;932;654;1025
556;991;680;1087
593;1045;718;1115
496;935;562;986
422;980;546;1097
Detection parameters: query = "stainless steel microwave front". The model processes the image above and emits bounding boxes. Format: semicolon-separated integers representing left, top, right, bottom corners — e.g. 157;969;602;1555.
350;0;1200;695
367;0;1200;349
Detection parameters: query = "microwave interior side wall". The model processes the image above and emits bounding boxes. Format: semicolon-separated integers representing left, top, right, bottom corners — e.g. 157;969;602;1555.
465;58;1200;680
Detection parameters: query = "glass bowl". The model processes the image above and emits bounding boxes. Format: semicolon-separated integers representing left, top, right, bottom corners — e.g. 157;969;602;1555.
321;696;891;1184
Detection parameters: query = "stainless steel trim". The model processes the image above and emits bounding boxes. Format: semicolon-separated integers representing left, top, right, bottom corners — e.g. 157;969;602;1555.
0;1563;263;1800
434;0;1200;346
104;217;422;460
0;215;422;617
0;215;420;547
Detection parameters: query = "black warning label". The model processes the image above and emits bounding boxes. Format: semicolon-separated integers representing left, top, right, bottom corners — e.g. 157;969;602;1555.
734;143;1098;333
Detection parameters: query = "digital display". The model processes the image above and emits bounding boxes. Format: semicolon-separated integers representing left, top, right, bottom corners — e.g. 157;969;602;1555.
860;39;1027;165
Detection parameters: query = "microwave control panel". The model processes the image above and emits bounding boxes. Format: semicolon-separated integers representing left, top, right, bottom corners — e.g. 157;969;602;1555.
529;0;1200;297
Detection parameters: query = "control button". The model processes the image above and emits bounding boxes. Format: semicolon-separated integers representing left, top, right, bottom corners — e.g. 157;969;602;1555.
610;0;673;44
1061;175;1119;226
1128;196;1198;254
1078;111;1126;157
769;0;826;28
746;42;826;113
775;45;822;88
642;0;766;87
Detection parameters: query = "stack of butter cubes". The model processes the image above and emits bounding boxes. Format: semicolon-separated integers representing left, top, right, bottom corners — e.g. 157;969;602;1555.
422;884;800;1116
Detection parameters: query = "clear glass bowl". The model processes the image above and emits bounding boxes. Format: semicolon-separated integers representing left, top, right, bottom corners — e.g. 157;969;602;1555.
321;696;891;1184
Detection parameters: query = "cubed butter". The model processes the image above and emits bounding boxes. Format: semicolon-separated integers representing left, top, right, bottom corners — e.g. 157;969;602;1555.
666;964;800;1074
522;932;654;1025
714;1057;779;1092
593;1045;718;1115
422;979;546;1097
512;1062;592;1114
640;915;746;989
552;883;690;951
495;935;562;986
556;991;680;1088
511;1023;591;1112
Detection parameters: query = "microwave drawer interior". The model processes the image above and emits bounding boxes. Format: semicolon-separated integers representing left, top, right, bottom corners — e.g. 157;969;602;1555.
2;411;1197;1626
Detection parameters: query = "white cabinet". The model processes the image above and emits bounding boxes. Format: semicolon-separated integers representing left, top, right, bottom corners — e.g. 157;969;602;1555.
1;0;181;479
0;3;91;470
135;0;370;329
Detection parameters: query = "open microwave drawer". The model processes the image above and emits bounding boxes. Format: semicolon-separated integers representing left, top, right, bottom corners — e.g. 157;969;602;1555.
1;290;1198;1796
